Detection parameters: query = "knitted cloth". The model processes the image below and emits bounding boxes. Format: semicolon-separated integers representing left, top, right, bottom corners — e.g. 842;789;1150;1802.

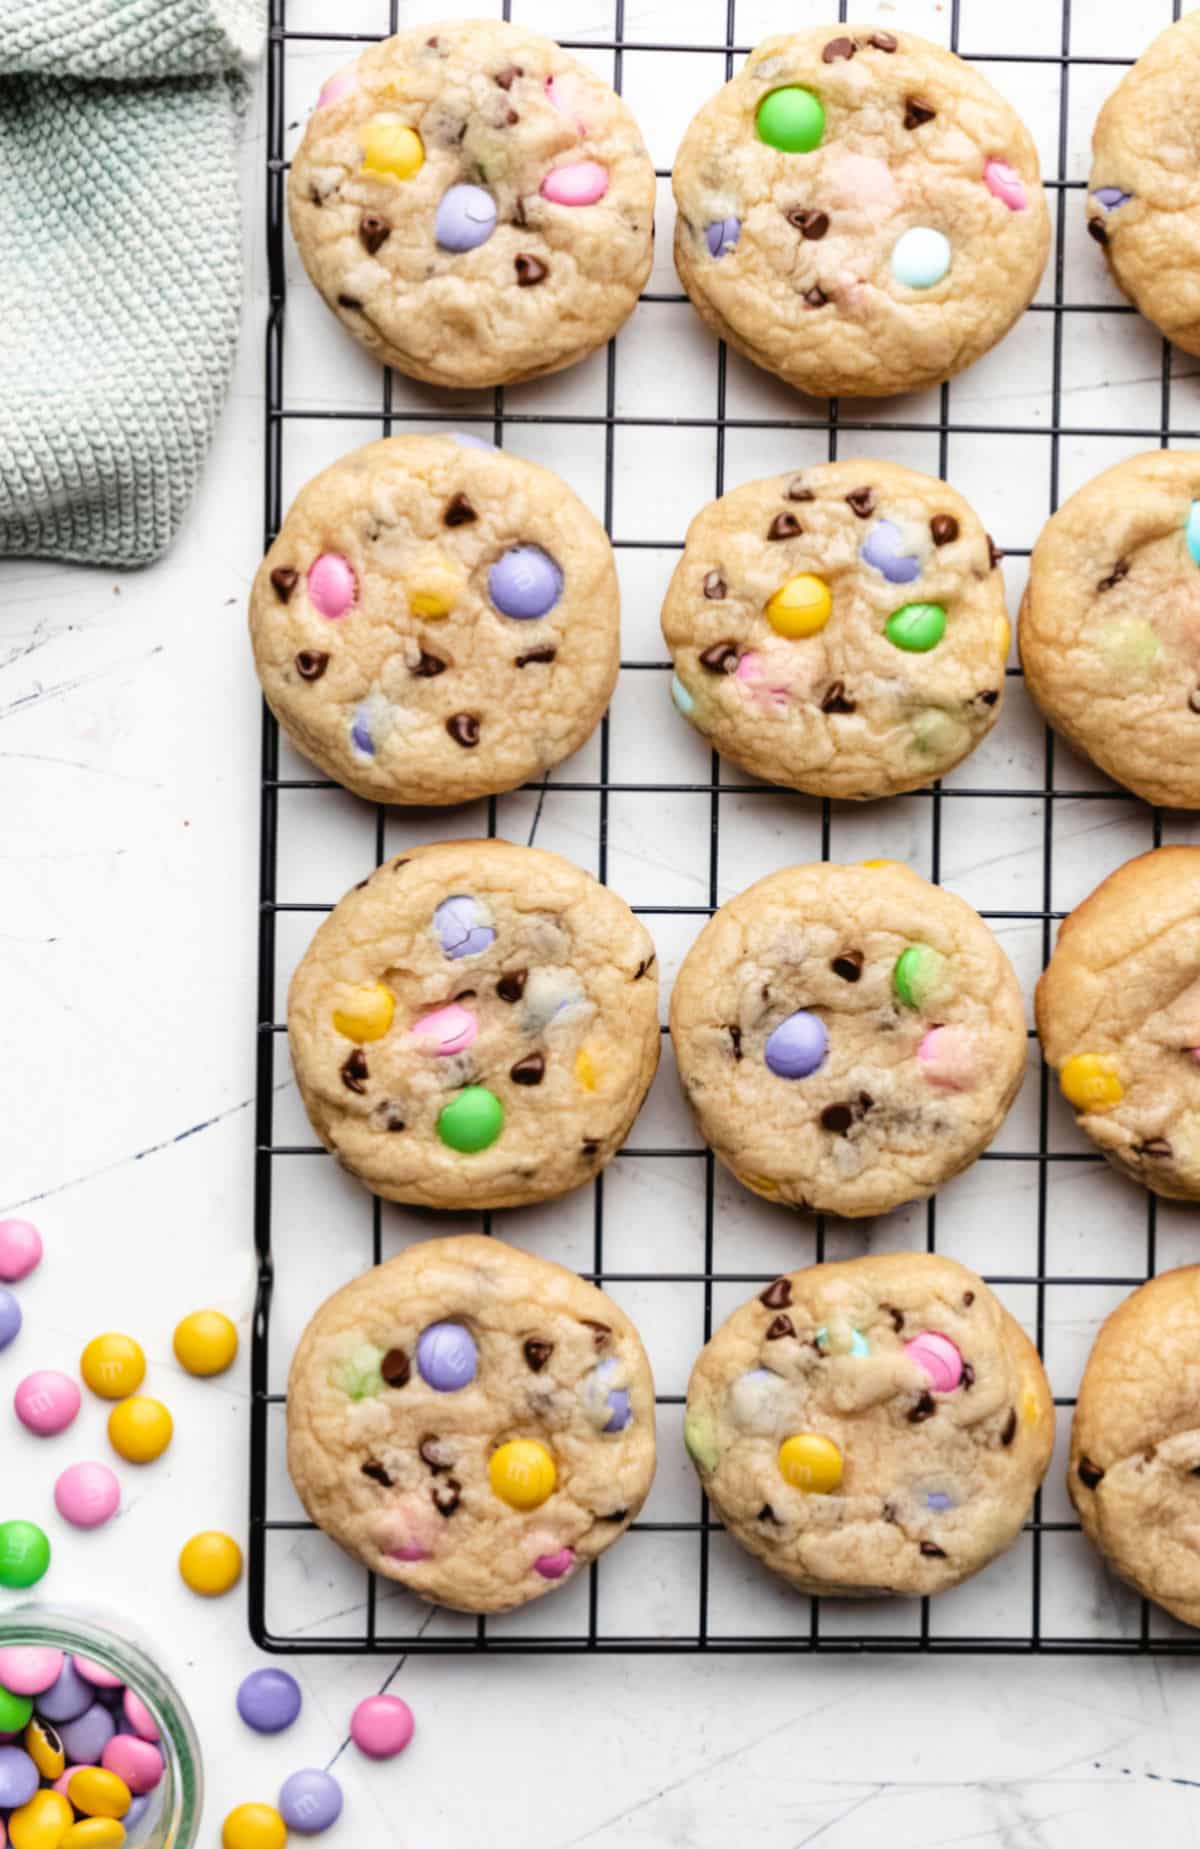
0;0;266;566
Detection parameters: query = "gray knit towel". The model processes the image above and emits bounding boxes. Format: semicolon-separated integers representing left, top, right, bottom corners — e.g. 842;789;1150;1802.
0;0;266;567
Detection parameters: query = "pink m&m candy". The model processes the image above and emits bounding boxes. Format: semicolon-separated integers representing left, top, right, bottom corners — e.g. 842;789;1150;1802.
14;1371;80;1437
544;73;588;132
905;1331;964;1394
307;554;357;620
122;1690;159;1743
54;1462;120;1530
983;158;1028;212
533;1547;575;1580
102;1733;164;1795
318;67;357;109
411;1002;478;1056
916;1024;976;1090
72;1658;122;1691
0;1220;42;1282
350;1695;414;1760
0;1647;63;1695
540;160;609;207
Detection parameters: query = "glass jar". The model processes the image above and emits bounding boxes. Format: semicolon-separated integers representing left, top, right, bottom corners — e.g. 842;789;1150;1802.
0;1603;203;1847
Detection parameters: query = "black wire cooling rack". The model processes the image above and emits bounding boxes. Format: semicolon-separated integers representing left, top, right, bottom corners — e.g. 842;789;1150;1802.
250;0;1200;1655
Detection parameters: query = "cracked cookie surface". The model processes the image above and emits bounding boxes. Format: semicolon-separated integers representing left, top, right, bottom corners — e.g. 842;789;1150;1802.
686;1253;1052;1597
672;25;1049;398
288;1235;656;1614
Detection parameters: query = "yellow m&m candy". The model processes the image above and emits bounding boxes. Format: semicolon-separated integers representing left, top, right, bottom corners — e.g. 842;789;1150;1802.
489;1439;557;1511
179;1530;243;1596
995;613;1012;661
24;1715;65;1779
108;1396;172;1463
173;1309;239;1377
574;1047;598;1091
81;1333;145;1400
1060;1052;1123;1112
9;1789;74;1849
361;115;424;180
778;1432;843;1494
62;1820;128;1849
765;574;832;638
67;1768;131;1820
222;1805;287;1849
331;983;395;1043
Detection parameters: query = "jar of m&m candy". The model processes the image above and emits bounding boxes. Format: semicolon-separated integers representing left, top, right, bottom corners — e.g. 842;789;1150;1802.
0;1608;201;1848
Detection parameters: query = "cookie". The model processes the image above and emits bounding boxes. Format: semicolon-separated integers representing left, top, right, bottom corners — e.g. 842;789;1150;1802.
1036;847;1200;1202
1070;1267;1200;1629
672;26;1049;399
288;840;660;1210
661;461;1009;800
686;1253;1053;1597
288;20;655;389
1020;450;1200;808
250;436;619;806
288;1236;656;1614
669;860;1027;1218
1087;16;1200;356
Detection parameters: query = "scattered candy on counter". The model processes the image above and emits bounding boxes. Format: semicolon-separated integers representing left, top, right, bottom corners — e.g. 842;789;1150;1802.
14;1373;80;1439
0;1524;50;1591
172;1310;238;1378
0;1290;22;1354
278;1768;343;1835
222;1802;288;1849
106;1399;171;1467
236;1670;301;1736
79;1338;144;1403
348;1694;414;1760
178;1531;243;1597
0;1224;42;1285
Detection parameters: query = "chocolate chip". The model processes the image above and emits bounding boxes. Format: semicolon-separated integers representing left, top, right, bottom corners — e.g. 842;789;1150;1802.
495;64;522;88
581;1139;601;1158
359;214;391;255
1088;218;1109;246
766;1314;795;1340
832;950;863;981
787;208;830;240
505;108;519;125
821;680;855;714
581;1320;611;1350
419;1434;452;1474
380;1348;410;1387
375;1105;406;1133
883;1304;904;1333
787;478;815;502
361;1461;393;1486
882;1501;897;1522
446;713;480;747
859;1091;874;1113
961;1363;976;1390
516;645;557;667
309;185;323;207
1097;557;1130;593
1189;688;1200;716
822;36;855;61
337;294;363;310
908;1391;936;1424
846;487;875;518
497;969;527;1002
601;1508;628;1522
919;1541;947;1558
295;649;329;681
804;285;828;308
510;1052;545;1085
821;1103;854;1134
758;1504;783;1523
977;689;999;706
515;254;548;286
700;641;739;673
868;31;898;51
432;1479;462;1517
729;1024;743;1061
1078;1456;1105;1490
987;536;1004;570
963;1291;975;1307
904;97;937;129
444;492;477;526
759;1278;792;1309
930;515;959;546
703;570;727;599
412;650;447;678
270;566;297;602
1001;1408;1018;1446
769;511;803;540
341;1049;368;1094
523;1338;553;1372
634;954;655;980
1137;1138;1173;1158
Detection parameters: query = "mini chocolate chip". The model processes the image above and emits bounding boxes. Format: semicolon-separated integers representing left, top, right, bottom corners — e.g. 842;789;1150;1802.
1001;1408;1018;1446
337;294;363;310
919;1541;947;1558
505;108;519;125
859;1091;874;1113
963;1290;975;1306
703;570;727;599
832;950;864;981
515;254;548;286
758;1504;783;1523
908;1391;936;1423
523;1338;553;1372
516;645;557;667
432;1479;461;1517
513;197;528;228
1137;1138;1173;1158
581;1320;611;1349
581;1139;601;1158
495;63;522;88
359;214;391;255
977;689;1000;706
821;680;855;714
883;1304;904;1333
1189;688;1200;716
446;713;480;747
270;566;298;602
341;1049;368;1094
412;650;447;678
1088;218;1109;245
497;970;527;1002
822;36;855;61
510;1052;545;1085
846;487;875;518
869;31;898;51
821;1103;854;1134
987;536;1004;570
1097;557;1130;593
426;34;439;47
759;1278;792;1309
804;285;828;308
380;1348;410;1387
295;650;329;681
961;1363;976;1390
904;97;937;129
769;511;803;541
1078;1456;1105;1490
766;1314;795;1340
700;641;740;673
309;185;323;207
787;478;815;502
419;1435;452;1474
729;1025;743;1061
882;1501;897;1522
379;1107;406;1133
787;208;830;240
444;492;477;526
361;1461;392;1486
601;1508;628;1522
930;515;959;546
634;954;655;979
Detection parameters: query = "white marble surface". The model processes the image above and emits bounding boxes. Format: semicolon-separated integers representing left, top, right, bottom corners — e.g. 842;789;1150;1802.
5;0;1200;1841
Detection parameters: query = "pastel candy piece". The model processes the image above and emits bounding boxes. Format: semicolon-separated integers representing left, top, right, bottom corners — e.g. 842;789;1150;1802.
917;1024;976;1090
102;1736;162;1796
0;1286;21;1351
72;1662;122;1693
926;1490;954;1511
120;1692;158;1744
489;1438;556;1510
0;1690;32;1733
580;1357;631;1433
766;574;831;638
544;73;588;132
1188;501;1200;566
705;217;740;259
306;552;356;620
778;1433;842;1493
332;984;394;1042
0;1748;39;1809
388;1539;428;1563
1059;1052;1123;1111
541;161;609;206
671;673;695;717
861;519;921;584
891;226;952;289
533;1546;575;1580
488;545;563;619
435;183;497;252
317;67;356;108
816;1325;869;1358
349;1695;414;1759
415;1322;478;1392
764;1010;828;1079
361;115;424;180
885;602;946;651
436;1086;504;1153
433;894;495;959
66;1765;132;1818
331;1343;384;1400
0;1650;63;1696
411;1002;478;1056
0;1220;41;1282
574;1046;599;1091
59;1704;115;1766
905;1331;964;1393
278;1768;343;1835
728;1369;786;1434
66;1822;137;1849
236;1670;301;1736
123;1794;151;1836
983;158;1027;211
893;944;947;1009
14;1371;81;1436
1093;186;1132;210
35;1661;93;1724
0;1521;49;1589
448;431;496;450
756;86;825;153
24;1716;65;1778
735;650;762;683
683;1411;719;1472
54;1462;120;1530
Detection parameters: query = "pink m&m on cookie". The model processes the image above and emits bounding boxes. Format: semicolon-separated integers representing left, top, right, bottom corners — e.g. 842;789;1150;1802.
307;554;356;620
14;1371;80;1437
917;1024;976;1090
55;1462;120;1530
411;1002;478;1056
350;1695;414;1760
0;1646;63;1695
318;67;358;109
533;1547;575;1580
540;161;609;207
544;73;588;133
905;1331;964;1394
984;158;1027;212
0;1219;42;1282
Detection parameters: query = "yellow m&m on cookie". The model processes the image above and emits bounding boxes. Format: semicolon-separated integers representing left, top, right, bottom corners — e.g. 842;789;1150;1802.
361;115;424;180
778;1433;843;1494
332;984;394;1042
1060;1053;1123;1112
489;1440;556;1510
766;574;832;638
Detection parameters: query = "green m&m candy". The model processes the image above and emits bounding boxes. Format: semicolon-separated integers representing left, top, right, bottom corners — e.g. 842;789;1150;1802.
893;944;947;1010
0;1685;33;1732
885;603;947;652
756;86;825;153
0;1518;51;1588
437;1086;504;1153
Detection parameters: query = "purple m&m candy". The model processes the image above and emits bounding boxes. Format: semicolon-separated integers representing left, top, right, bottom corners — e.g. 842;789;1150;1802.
416;1322;477;1392
236;1668;302;1735
764;1010;828;1079
59;1700;116;1765
581;1357;631;1433
488;545;563;620
435;183;498;252
279;1767;344;1835
0;1286;20;1352
35;1658;93;1724
448;431;496;450
432;894;495;960
705;216;740;259
0;1744;38;1807
124;1793;152;1837
861;519;921;585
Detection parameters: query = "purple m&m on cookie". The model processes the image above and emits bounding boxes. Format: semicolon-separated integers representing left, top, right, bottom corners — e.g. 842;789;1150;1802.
861;520;921;585
435;183;498;252
237;1669;302;1735
580;1357;631;1433
1093;186;1132;211
279;1767;344;1834
416;1322;477;1392
489;546;563;620
764;1011;828;1079
705;217;740;259
433;894;495;960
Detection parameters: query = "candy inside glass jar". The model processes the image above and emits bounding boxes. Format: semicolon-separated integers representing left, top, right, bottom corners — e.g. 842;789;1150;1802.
0;1607;201;1848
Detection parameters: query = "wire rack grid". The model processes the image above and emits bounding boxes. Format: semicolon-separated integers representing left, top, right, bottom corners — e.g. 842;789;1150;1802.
252;0;1200;1656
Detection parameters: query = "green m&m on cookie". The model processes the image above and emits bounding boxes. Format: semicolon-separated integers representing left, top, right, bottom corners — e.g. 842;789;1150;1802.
437;1086;504;1153
893;944;947;1010
756;87;825;153
885;602;947;652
